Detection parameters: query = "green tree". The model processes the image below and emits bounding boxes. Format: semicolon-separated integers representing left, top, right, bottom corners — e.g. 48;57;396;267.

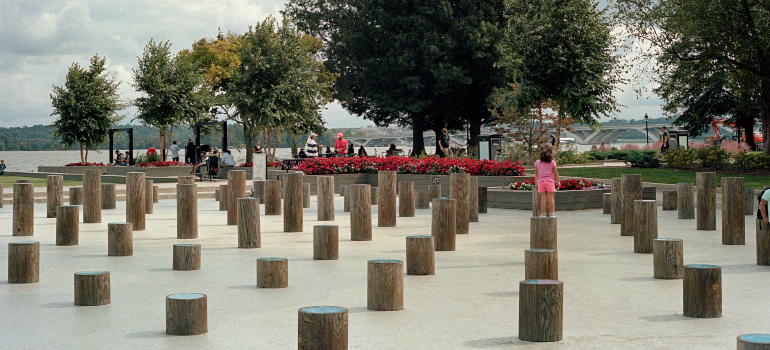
615;0;769;152
50;55;126;162
132;39;211;160
501;0;623;147
284;0;506;156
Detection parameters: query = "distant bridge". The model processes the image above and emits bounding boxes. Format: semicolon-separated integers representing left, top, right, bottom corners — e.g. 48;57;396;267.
347;133;466;148
563;124;716;144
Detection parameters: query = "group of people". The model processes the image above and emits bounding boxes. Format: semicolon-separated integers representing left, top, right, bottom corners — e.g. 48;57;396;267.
299;132;368;159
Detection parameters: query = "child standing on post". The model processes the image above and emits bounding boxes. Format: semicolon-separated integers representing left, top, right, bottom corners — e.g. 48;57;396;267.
534;146;559;217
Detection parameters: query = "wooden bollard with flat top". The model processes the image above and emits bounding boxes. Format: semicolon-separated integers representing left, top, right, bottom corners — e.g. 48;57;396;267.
166;293;207;335
406;235;435;275
264;180;281;215
219;184;228;211
469;177;479;222
696;172;717;230
722;177;745;245
317;176;334;221
398;182;415;217
633;200;657;253
46;175;63;218
303;183;311;209
432;198;456;251
653;238;683;279
530;216;557;250
108;222;133;256
678;182;695;219
153;185;159;203
284;172;304;232
367;259;403;311
8;241;39;283
178;175;195;185
621;174;642;236
69;187;83;206
737;334;770;350
252;180;265;202
602;193;612;214
237;197;260;248
525;249;558;280
83;169;101;223
56;205;79;246
350;184;372;241
371;187;378;205
342;186;350;212
745;187;755;216
101;183;116;209
415;189;430;209
378;171;397;227
662;190;677;210
13;183;34;236
450;173;470;234
257;257;288;288
532;186;541;217
227;170;246;225
314;225;339;260
0;183;3;208
126;172;146;230
144;179;154;214
173;244;201;270
758;219;770;265
298;306;348;350
74;271;110;306
478;186;487;214
519;279;563;342
683;264;721;318
610;178;621;224
428;184;441;201
177;184;198;239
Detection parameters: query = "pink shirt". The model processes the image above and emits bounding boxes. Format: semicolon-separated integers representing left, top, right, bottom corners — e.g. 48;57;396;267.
534;160;557;184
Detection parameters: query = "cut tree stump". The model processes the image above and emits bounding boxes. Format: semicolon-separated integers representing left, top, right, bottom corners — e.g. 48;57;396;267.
610;178;622;224
83;169;101;223
177;184;198;239
8;241;39;283
0;183;3;208
532;186;541;217
518;279;563;342
350;184;372;241
524;249;558;280
303;183;311;209
126;172;146;230
662;190;677;210
469;177;479;222
13;183;34;236
602;193;612;214
633;200;657;254
69;187;83;206
371;187;378;205
317;176;335;221
415;189;430;209
406;235;435;275
227;170;246;226
144;179;153;215
398;182;415;217
746;187;755;216
56;205;79;246
432;198;456;251
219;184;228;211
166;293;207;335
264;180;282;215
313;225;339;260
530;216;557;250
450;173;470;234
284;172;304;232
153;185;159;204
722;177;745;245
737;334;770;350
757;219;770;266
101;183;116;210
252;180;265;202
653;238;683;279
678;182;695;220
298;306;348;350
238;197;261;248
74;271;110;306
173;244;201;271
428;184;441;201
46;175;63;218
257;257;289;288
478;186;488;214
696;172;717;230
621;174;643;236
378;171;397;227
683;264;721;318
343;185;350;212
367;259;404;311
108;222;133;256
178;176;195;185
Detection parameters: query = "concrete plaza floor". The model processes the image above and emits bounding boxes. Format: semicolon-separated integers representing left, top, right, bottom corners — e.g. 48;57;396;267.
0;192;766;349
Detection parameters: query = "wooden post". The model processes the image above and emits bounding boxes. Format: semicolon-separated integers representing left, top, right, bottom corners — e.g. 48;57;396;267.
350;184;372;241
313;225;339;260
178;175;195;184
371;187;378;205
367;259;404;311
46;175;63;218
74;271;110;306
633;200;657;253
173;244;201;270
469;177;479;222
524;249;558;280
69;187;83;205
621;174;643;236
177;184;198;239
532;185;541;217
683;264;721;318
378;171;397;227
298;306;348;350
428;184;441;201
338;185;346;197
415;189;430;209
238;197;261;248
342;185;350;212
257;257;289;288
16;179;32;183
0;183;3;208
126;172;146;231
722;177;745;245
166;293;207;335
56;205;79;246
746;187;755;216
264;180;282;215
696;172;717;230
303;183;311;209
153;185;159;203
653;238;683;279
252;180;265;202
13;183;34;236
450;173;470;234
398;182;415;217
602;193;612;214
101;183;116;210
478;187;488;214
82;169;101;223
317;176;334;221
610;178;622;224
108;222;133;256
530;216;557;250
406;235;435;275
227;170;246;226
737;334;770;350
284;172;304;232
758;219;770;266
432;198;456;251
8;241;39;283
215;189;220;201
662;190;677;210
678;182;695;219
144;179;154;215
518;280;563;342
219;184;228;211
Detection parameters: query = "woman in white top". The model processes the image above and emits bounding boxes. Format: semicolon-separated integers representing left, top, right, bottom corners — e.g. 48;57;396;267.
305;133;319;158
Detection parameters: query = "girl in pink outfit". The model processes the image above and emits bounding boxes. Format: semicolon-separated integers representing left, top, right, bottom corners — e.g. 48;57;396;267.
534;146;559;217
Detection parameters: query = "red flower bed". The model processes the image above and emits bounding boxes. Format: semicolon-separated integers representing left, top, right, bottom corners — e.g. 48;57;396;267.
508;178;607;191
239;161;282;167
294;156;525;176
136;161;186;167
65;162;105;166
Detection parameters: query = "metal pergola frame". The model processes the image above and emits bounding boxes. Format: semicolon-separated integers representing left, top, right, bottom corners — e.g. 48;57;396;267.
108;128;134;165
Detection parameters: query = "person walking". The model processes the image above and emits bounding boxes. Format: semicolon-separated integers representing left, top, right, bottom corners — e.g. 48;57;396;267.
534;146;560;217
185;139;196;164
438;128;452;158
169;141;179;162
661;126;670;153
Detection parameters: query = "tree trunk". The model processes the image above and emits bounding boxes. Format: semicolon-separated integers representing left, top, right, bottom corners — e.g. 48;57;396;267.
412;115;425;157
741;115;757;151
244;124;255;165
762;76;770;155
85;148;89;163
79;143;84;163
469;112;482;158
432;128;442;156
159;128;167;161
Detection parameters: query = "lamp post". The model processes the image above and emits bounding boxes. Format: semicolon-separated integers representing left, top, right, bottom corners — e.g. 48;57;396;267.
644;113;649;145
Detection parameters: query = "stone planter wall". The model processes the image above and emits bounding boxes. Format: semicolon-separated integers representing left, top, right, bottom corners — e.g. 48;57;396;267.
488;187;655;211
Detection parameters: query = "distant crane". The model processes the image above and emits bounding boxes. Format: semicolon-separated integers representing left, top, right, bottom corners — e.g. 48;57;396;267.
711;118;763;144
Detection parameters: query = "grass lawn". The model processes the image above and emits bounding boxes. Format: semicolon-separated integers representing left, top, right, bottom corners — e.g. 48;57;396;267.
559;167;770;189
0;175;82;189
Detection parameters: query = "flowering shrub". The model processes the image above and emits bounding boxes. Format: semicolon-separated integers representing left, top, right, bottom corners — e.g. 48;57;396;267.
294;156;525;176
621;143;641;150
135;161;186;167
507;178;606;191
239;161;282;167
65;162;105;166
508;178;535;190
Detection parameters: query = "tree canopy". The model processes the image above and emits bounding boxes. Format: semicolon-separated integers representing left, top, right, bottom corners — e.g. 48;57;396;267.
50;55;126;162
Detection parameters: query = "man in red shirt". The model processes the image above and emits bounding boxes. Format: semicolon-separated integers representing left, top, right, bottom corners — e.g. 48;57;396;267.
334;132;348;155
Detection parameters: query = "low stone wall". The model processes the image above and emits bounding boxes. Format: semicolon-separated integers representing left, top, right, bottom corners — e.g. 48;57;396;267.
39;165;191;177
488;187;656;211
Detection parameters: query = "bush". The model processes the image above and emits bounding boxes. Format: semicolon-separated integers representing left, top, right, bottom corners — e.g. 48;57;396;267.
134;152;161;165
557;147;595;165
695;146;730;168
624;150;660;168
665;147;697;168
734;152;770;170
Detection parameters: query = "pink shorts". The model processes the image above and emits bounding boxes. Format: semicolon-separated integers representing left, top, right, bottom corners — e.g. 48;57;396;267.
538;181;556;193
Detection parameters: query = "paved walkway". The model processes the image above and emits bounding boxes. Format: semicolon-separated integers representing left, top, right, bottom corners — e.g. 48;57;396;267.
0;193;766;348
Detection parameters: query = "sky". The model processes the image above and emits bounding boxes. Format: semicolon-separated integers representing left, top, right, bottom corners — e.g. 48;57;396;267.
0;0;663;129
